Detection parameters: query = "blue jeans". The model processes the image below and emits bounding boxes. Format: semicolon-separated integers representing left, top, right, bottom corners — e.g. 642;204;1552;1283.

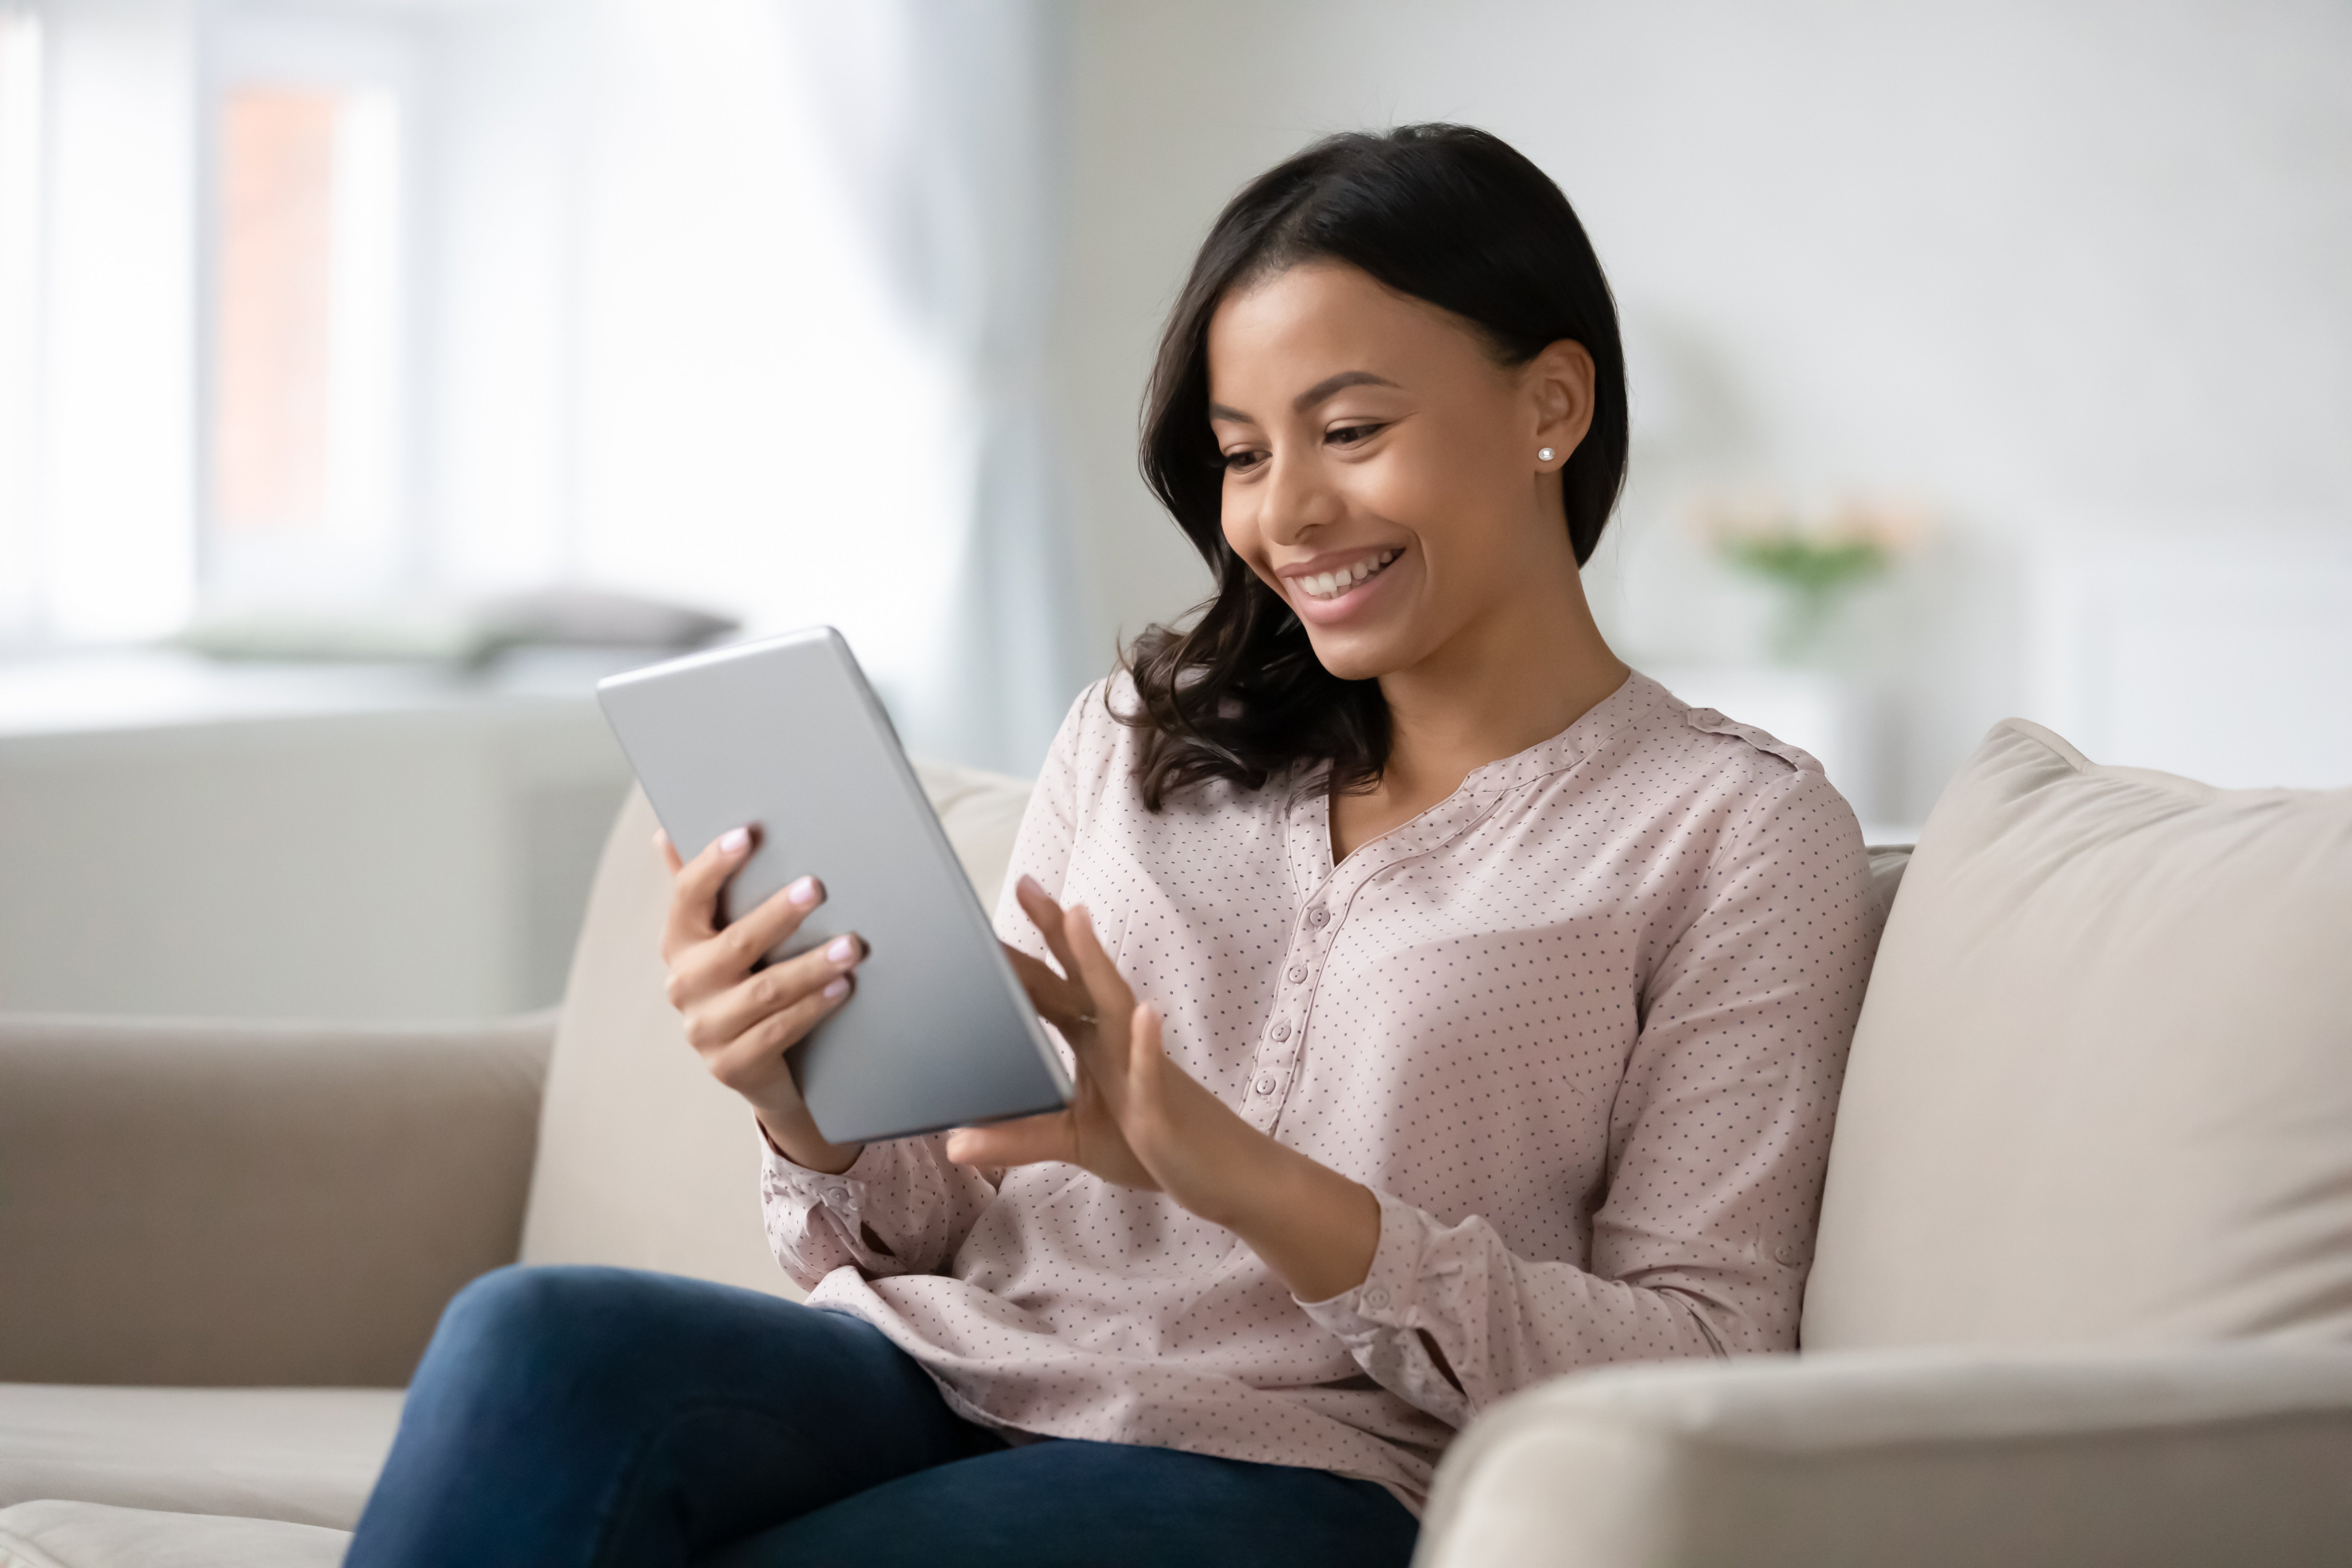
347;1265;1419;1567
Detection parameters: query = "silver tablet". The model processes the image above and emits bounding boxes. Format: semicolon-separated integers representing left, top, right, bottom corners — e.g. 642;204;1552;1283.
596;628;1072;1146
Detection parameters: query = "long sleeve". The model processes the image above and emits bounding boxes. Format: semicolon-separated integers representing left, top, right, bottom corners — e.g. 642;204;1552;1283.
762;1133;999;1290
1299;766;1878;1427
986;685;1088;962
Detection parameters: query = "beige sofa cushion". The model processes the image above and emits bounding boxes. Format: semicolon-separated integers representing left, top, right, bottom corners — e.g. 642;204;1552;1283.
0;1386;399;1529
0;1502;346;1568
519;762;1035;1292
0;1015;548;1388
1803;718;2352;1350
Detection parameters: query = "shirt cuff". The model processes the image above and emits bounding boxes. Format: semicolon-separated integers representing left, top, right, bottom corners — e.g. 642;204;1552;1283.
757;1127;890;1220
1296;1187;1429;1336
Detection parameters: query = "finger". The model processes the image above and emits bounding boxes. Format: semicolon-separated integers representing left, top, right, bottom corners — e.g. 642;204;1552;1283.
704;972;855;1094
1127;1003;1165;1099
1061;905;1136;1025
708;874;832;976
661;825;755;960
691;932;864;1046
654;829;684;876
1015;875;1087;982
1116;1003;1172;1168
1001;944;1093;1032
944;1112;1076;1169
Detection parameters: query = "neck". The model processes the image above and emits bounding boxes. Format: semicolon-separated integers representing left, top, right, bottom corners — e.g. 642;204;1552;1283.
1374;556;1628;805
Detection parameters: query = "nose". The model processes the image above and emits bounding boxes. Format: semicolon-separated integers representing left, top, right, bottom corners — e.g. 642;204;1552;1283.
1259;441;1343;548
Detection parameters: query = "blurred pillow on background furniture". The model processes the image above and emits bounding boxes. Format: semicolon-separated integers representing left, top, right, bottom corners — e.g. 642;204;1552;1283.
173;588;739;667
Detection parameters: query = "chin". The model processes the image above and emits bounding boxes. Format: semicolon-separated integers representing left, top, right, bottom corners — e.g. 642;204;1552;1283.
1302;628;1406;684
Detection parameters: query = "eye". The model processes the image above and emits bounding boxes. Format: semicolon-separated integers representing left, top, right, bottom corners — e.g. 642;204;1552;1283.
1327;423;1384;448
1221;447;1268;474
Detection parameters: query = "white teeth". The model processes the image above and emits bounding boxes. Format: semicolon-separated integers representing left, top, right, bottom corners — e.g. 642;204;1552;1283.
1296;552;1399;600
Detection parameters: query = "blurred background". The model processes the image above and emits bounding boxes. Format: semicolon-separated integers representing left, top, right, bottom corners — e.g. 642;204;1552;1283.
1;0;2347;1021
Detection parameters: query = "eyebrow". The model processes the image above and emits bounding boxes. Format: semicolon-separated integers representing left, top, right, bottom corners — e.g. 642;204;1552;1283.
1207;370;1401;426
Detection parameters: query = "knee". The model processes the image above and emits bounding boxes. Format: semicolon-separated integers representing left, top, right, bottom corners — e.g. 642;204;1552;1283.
422;1265;649;1388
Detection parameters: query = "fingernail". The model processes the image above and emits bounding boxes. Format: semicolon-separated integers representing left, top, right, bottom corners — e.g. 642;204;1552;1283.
826;936;856;964
822;976;850;1000
1018;874;1043;897
719;827;750;855
788;876;819;906
652;829;669;849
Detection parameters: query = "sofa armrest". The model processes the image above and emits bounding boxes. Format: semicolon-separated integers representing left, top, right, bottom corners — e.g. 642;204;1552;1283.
1414;1344;2352;1568
0;1012;553;1388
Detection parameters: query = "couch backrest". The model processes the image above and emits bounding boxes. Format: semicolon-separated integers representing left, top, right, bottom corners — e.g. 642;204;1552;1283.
1804;719;2352;1351
518;761;1032;1293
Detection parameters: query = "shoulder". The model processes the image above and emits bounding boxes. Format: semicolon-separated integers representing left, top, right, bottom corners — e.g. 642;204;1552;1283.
1034;673;1162;830
1603;674;1827;797
1045;673;1147;782
1599;673;1862;866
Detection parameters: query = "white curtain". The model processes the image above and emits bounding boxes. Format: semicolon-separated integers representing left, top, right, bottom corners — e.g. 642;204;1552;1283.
779;0;1088;775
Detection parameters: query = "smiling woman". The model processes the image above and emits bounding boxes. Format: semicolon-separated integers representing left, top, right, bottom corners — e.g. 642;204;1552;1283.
348;124;1880;1568
1127;126;1630;816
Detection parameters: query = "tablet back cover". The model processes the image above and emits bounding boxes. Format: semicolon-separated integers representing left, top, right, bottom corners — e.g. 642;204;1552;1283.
597;628;1070;1144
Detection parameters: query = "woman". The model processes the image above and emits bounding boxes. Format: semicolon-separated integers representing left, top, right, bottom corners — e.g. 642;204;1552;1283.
351;124;1877;1567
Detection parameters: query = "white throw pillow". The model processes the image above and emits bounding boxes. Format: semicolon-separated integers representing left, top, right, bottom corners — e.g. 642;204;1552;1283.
1802;719;2352;1350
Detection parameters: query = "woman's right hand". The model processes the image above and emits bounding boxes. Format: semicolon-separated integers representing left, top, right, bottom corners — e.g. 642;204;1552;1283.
657;826;866;1175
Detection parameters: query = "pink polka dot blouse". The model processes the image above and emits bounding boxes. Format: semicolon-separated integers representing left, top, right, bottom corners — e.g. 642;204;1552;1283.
761;670;1879;1510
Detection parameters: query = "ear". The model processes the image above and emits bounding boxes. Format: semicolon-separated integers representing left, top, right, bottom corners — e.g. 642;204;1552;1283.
1526;340;1597;469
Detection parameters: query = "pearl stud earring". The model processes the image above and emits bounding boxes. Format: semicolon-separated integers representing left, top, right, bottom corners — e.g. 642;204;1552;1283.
1537;447;1555;462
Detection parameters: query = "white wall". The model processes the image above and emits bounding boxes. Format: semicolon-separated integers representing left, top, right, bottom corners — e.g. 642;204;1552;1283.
1049;0;2352;818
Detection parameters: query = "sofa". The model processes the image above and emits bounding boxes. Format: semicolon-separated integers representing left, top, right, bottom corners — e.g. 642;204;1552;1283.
2;722;2346;1566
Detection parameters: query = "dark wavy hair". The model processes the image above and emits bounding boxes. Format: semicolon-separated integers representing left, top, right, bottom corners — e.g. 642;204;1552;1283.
1118;124;1629;810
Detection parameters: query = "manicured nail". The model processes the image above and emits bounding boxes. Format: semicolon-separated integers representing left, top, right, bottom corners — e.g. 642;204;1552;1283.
1018;874;1044;898
822;976;850;1000
719;827;750;855
826;936;856;964
788;876;819;906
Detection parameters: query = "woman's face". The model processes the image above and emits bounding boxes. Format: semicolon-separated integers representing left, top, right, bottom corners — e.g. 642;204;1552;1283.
1206;262;1595;684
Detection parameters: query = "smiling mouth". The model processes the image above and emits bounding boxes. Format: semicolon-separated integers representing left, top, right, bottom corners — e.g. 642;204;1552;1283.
1292;550;1399;601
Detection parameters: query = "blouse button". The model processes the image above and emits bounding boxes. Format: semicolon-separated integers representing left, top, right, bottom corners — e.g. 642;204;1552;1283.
1362;1287;1391;1311
1307;906;1330;928
1254;1075;1278;1096
1269;1020;1291;1042
1286;964;1307;983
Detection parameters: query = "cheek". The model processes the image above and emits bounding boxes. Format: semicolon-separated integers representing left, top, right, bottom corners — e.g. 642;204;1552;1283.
1357;423;1506;541
1220;482;1260;563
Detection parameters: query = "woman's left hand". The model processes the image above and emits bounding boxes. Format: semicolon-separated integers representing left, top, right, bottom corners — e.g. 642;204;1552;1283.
945;876;1382;1301
947;876;1255;1223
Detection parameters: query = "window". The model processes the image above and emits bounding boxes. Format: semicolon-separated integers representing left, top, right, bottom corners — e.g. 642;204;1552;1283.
207;80;402;598
1;0;972;700
201;11;414;608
